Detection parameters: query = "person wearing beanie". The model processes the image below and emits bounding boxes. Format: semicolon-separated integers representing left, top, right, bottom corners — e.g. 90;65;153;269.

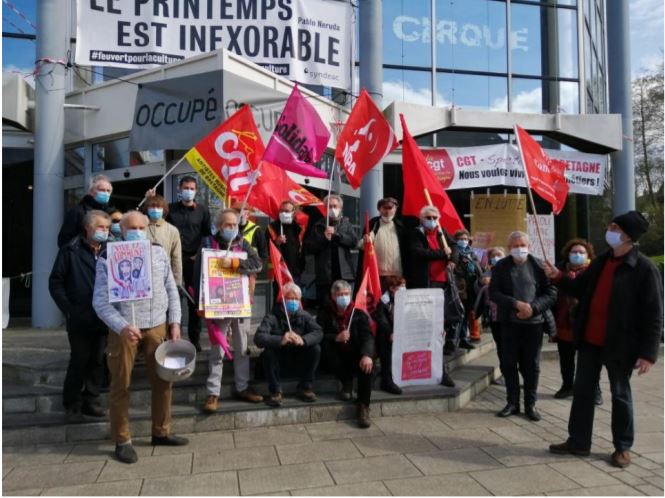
544;211;663;469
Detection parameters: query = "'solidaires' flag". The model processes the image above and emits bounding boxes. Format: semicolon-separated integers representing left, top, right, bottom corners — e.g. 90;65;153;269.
263;85;331;179
185;105;264;204
361;212;382;310
399;114;464;234
268;239;294;302
334;89;398;189
514;125;570;215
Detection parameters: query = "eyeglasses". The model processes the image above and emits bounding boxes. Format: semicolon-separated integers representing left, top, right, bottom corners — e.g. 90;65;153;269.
424;216;438;220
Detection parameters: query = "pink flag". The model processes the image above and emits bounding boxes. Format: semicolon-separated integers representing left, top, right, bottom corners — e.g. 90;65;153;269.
263;85;330;179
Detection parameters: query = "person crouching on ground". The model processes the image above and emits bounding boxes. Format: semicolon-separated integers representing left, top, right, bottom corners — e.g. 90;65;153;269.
92;211;187;464
318;280;375;428
254;283;323;407
375;276;407;395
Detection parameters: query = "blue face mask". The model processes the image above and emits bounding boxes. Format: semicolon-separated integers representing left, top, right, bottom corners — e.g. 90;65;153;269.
111;223;121;236
490;256;501;266
92;230;108;243
180;189;196;202
125;229;146;241
221;228;238;242
94;191;111;205
147;208;163;221
335;294;351;310
457;240;469;249
423;219;438;230
285;299;300;314
569;252;586;266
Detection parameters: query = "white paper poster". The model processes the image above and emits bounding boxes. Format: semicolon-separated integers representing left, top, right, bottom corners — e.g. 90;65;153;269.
527;214;556;263
392;288;445;388
106;240;153;303
75;0;353;90
199;248;251;318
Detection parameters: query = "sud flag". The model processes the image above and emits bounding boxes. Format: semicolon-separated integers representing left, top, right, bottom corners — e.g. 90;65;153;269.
184;105;263;204
399;114;464;234
514;125;570;215
334;89;398;189
263;85;330;179
268;239;294;302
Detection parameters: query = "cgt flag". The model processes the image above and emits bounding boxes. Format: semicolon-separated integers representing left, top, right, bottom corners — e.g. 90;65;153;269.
185;105;264;204
514;125;570;214
400;114;464;234
335;89;398;189
263;85;331;179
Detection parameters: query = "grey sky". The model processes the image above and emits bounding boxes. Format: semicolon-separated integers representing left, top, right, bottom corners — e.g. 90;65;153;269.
630;0;664;75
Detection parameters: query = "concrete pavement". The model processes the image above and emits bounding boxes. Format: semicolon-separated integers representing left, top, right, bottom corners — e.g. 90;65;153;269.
3;355;663;496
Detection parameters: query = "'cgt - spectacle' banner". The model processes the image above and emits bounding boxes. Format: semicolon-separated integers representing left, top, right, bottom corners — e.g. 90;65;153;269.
423;143;608;196
75;0;353;90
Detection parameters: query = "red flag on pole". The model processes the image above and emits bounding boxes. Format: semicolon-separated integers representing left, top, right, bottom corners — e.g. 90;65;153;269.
268;239;294;302
335;89;398;189
362;212;382;308
399;114;464;233
514;125;570;214
353;269;378;336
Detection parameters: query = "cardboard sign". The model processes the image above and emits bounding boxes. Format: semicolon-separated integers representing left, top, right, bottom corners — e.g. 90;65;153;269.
199;249;251;318
527;214;556;263
106;240;153;303
471;194;527;251
392;288;445;388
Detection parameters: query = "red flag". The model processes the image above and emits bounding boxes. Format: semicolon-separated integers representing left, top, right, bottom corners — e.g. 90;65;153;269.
399;114;464;233
335;89;398;189
268;239;294;302
514;125;570;214
362;212;382;308
354;269;378;336
185;105;264;204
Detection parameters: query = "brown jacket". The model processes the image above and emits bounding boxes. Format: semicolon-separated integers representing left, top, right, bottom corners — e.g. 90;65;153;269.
146;218;183;285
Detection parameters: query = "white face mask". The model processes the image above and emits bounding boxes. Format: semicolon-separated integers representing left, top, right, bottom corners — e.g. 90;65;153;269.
605;230;624;248
329;207;341;219
511;247;529;261
279;212;293;224
380;214;394;223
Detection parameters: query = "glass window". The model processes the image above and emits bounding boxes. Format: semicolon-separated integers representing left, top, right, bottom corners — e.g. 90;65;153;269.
383;0;432;68
511;78;543;113
93;138;164;171
383;68;433;106
65;146;85;177
559;81;579;113
437;72;508;111
510;3;542;76
2;38;35;81
435;0;507;73
557;8;578;78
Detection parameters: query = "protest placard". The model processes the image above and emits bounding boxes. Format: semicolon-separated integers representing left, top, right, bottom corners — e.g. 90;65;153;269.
200;249;251;318
106;240;153;303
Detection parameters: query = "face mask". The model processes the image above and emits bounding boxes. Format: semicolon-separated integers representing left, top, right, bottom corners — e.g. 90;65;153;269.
569;252;587;266
147;208;163;221
94;191;110;205
423;219;438;230
279;212;294;224
180;189;196;202
511;247;529;261
490;256;501;266
605;230;624;248
456;240;469;249
111;223;121;236
329;208;341;219
221;228;238;242
92;230;108;243
285;299;300;314
335;294;351;310
381;215;394;223
125;229;146;241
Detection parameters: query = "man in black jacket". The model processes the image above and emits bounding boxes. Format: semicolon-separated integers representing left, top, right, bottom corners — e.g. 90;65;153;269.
58;175;115;248
49;210;111;422
546;211;663;469
490;231;557;422
266;200;306;300
255;283;323;406
304;194;359;311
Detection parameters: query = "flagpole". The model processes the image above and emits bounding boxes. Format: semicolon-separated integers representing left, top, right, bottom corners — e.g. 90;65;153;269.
423;188;450;252
226;162;263;258
513;125;549;263
325;162;337;229
282;297;293;332
138;155;187;209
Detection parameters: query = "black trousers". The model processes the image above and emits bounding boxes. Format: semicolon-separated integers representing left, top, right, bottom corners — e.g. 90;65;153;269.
261;344;321;394
490;322;505;378
376;327;395;384
501;322;543;407
63;327;107;410
325;343;373;405
557;340;576;388
568;344;634;451
182;256;200;344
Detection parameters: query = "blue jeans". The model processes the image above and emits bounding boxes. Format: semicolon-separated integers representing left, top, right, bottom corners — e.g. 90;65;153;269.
568;343;634;451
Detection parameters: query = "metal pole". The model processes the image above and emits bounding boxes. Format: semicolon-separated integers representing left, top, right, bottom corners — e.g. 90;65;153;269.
358;0;383;218
32;0;67;327
606;1;635;215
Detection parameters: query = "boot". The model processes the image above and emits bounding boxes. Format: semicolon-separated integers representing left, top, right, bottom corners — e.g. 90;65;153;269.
440;361;455;387
357;403;371;429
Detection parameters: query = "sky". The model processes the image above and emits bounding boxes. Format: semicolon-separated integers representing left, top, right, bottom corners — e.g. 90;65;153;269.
2;0;663;84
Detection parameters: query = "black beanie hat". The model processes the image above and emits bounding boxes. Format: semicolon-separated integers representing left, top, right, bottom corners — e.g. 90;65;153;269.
612;211;649;242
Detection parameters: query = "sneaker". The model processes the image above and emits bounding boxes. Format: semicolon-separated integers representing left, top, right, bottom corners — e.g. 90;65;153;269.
266;392;282;407
440;372;455;388
81;403;106;418
611;450;631;468
236;388;263;403
65;407;85;423
554;386;574;399
203;395;219;413
296;388;317;403
357;404;371;429
381;380;403;395
458;340;476;350
151;435;189;446
549;440;591;457
115;442;138;464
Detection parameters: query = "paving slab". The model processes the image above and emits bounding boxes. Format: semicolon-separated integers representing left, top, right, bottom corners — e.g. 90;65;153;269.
470;464;579;495
489;424;547;443
373;414;450;435
41;479;143;496
234;425;311;448
290;481;391;496
65;439;154;463
97;453;193;482
544;483;645;495
548;460;624;487
141;470;239;496
3;487;43;496
152;431;234;456
423;427;509;451
325;454;421;484
480;441;577;467
636;484;663;496
237;462;334;495
276;439;361;464
351;433;437;457
193;446;279;473
3;444;73;468
633;432;665;454
406;447;502;476
384;472;491;495
305;420;384;441
436;409;515;430
3;461;105;492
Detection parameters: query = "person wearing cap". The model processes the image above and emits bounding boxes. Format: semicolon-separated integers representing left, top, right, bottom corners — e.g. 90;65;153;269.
358;197;409;293
545;211;663;469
